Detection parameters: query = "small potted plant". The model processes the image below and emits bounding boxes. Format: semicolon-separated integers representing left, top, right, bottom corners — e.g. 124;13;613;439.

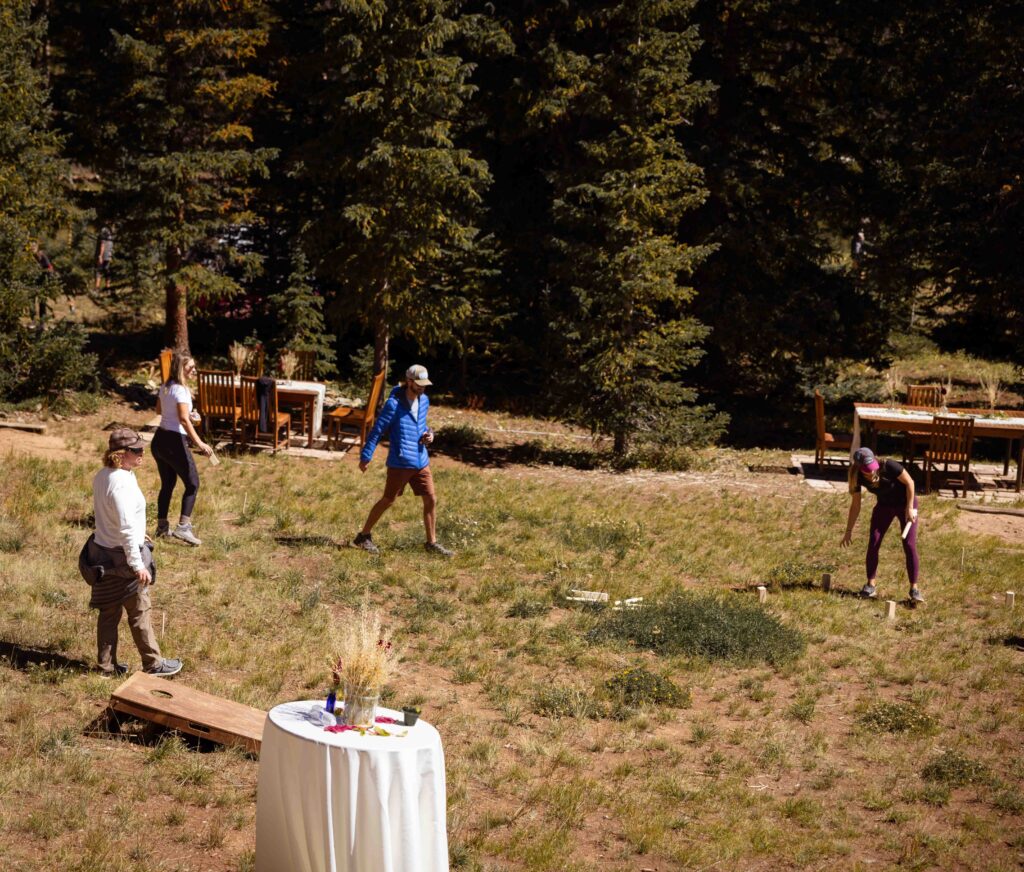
402;705;421;726
330;603;398;727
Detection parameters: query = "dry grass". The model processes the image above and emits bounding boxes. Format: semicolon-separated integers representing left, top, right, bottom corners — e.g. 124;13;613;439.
0;398;1022;870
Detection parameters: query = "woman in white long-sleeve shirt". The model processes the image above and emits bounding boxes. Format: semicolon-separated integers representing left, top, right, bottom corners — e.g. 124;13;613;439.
85;428;182;676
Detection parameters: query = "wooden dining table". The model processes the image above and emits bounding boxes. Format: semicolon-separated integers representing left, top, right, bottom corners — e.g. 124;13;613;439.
852;403;1024;492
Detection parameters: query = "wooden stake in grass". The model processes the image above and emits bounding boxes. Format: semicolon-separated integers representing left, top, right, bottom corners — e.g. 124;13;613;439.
160;611;166;637
886;600;897;620
757;585;767;604
1007;591;1016;610
821;573;832;592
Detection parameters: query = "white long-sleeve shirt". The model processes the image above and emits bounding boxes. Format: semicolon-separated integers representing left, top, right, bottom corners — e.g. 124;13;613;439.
92;467;146;571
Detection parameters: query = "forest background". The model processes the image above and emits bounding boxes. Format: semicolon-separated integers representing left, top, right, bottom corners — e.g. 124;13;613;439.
2;0;1021;455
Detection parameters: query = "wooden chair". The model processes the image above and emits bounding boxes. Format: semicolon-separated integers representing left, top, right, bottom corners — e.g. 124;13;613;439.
239;376;291;453
924;415;974;496
906;384;942;407
159;348;173;383
196;370;240;445
814;390;853;468
240;345;264;377
903;384;943;465
326;370;388;451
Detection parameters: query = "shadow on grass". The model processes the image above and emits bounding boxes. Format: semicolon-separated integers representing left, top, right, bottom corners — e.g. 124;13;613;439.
0;640;92;673
798;461;848;483
431;441;604;471
85;707;242;754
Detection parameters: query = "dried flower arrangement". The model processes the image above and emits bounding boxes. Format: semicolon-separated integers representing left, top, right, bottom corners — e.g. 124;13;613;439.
976;368;1000;410
280;350;298;381
330;603;398;696
229;341;249;374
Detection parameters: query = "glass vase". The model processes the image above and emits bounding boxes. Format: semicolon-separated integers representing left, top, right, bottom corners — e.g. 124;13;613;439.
342;685;379;727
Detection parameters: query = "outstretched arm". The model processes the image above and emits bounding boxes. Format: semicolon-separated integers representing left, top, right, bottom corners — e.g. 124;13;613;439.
841;492;862;547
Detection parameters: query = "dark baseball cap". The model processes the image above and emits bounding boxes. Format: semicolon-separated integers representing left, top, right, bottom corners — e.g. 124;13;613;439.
852;446;879;472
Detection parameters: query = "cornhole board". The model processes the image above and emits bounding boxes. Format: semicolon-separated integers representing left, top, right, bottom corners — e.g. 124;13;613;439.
110;672;266;753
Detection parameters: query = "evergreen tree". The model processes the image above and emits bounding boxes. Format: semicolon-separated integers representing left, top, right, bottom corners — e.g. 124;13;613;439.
513;0;721;453
284;0;491;375
681;0;882;437
0;0;94;400
826;0;1024;359
266;250;337;377
61;0;277;352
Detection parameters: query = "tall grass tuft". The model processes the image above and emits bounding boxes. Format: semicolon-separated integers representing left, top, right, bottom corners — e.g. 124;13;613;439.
588;593;805;665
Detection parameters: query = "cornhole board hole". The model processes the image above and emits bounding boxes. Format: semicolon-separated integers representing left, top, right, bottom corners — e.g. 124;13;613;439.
110;672;266;753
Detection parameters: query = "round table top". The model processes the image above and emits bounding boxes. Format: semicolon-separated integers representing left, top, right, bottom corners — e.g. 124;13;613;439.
267;700;440;752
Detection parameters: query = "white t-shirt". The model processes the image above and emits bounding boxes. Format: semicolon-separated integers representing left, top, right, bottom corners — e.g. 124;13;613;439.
159;382;192;433
92;467;147;571
410;395;420;422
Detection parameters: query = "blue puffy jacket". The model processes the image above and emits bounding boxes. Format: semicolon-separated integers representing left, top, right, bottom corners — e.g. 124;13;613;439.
360;386;430;469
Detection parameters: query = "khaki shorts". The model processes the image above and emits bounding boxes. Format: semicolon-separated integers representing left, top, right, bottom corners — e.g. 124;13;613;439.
384;465;435;499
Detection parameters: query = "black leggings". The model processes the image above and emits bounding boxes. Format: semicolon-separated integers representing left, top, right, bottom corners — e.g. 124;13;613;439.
151;428;200;519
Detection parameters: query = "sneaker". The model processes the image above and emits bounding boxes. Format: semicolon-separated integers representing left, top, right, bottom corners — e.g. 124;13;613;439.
155;521;170;538
909;587;925;606
424;541;454;558
145;658;183;677
859;583;877;599
171;523;201;546
352;532;379;554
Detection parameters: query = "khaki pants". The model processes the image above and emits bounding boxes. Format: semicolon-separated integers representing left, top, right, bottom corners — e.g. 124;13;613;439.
97;587;162;672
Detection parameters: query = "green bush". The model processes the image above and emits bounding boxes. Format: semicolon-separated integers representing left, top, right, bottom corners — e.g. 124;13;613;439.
587;593;805;666
604;667;689;708
859;700;937;735
921;751;990;787
765;560;837;590
436;424;488;448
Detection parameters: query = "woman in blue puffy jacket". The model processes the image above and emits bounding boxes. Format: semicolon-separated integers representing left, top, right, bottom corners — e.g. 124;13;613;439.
352;364;453;557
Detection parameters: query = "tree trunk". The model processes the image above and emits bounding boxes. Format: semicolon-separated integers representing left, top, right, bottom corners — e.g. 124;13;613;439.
613;429;629;456
373;317;389;378
164;246;190;352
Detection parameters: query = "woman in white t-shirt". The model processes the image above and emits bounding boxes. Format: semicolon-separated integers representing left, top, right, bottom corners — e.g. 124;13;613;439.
151;352;212;545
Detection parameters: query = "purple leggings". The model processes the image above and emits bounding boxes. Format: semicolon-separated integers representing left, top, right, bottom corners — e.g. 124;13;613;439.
866;498;919;584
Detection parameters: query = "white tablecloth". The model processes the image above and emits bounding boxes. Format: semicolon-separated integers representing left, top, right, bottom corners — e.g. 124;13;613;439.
277;380;327;437
255;701;448;872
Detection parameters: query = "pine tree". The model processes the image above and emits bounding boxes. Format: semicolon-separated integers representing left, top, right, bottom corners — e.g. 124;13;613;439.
284;0;491;375
266;250;337;377
63;0;277;352
520;0;721;453
0;0;94;400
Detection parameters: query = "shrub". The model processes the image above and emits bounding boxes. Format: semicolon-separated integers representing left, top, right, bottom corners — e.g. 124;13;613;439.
604;667;689;708
921;751;990;787
859;700;937;735
587;593;805;666
764;560;837;591
436;424;488;448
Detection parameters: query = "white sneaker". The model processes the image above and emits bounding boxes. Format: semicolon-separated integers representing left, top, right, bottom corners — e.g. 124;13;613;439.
171;524;202;546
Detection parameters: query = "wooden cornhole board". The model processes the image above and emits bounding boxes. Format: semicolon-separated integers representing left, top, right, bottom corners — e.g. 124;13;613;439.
110;672;266;754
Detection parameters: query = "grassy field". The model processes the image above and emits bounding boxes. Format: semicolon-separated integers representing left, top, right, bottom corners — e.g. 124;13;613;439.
1;401;1023;871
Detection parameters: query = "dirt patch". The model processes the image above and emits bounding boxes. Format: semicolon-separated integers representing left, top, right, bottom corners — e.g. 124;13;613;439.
0;427;82;463
957;510;1024;544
